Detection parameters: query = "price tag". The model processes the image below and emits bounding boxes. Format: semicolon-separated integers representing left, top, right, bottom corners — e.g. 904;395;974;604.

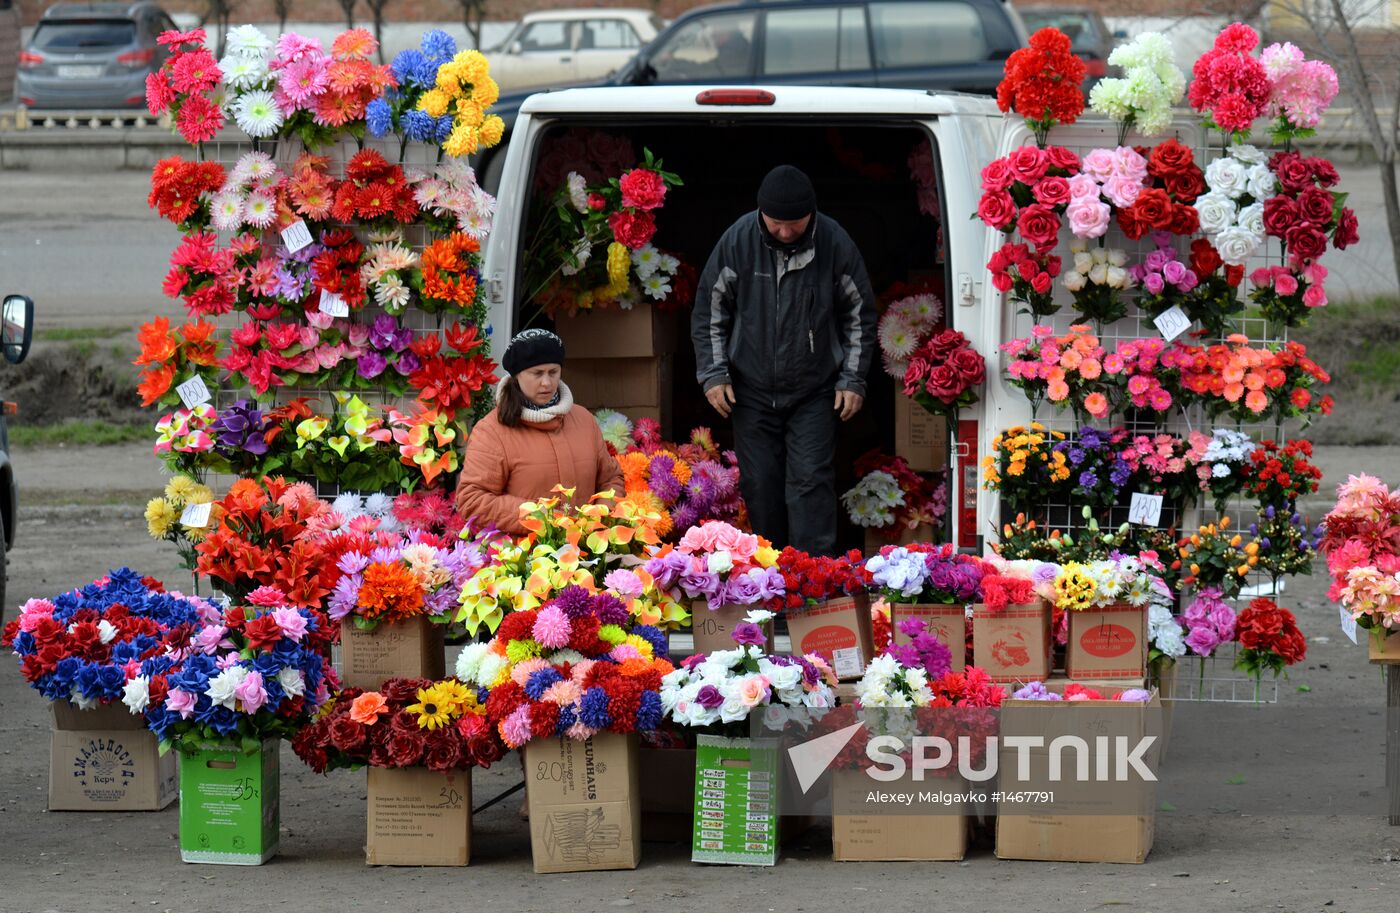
1340;606;1359;645
180;501;212;528
319;291;350;317
1153;305;1192;342
280;220;313;253
832;647;864;679
175;375;211;409
1128;492;1164;527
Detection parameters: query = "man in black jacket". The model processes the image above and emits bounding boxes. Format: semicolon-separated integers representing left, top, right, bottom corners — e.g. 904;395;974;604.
692;165;877;556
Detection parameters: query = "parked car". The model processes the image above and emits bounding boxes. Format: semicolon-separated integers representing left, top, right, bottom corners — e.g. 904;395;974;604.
17;1;176;109
476;0;1029;190
0;293;34;611
1015;4;1121;88
0;0;19;102
486;9;663;93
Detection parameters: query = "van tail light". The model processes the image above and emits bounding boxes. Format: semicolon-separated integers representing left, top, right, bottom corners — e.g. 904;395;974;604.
956;418;979;551
117;48;156;68
696;89;775;106
1083;56;1106;77
2;402;18;417
18;51;44;69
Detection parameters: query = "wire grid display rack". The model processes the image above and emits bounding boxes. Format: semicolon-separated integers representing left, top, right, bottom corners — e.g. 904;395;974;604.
994;124;1303;572
1149;652;1282;704
188;135;483;501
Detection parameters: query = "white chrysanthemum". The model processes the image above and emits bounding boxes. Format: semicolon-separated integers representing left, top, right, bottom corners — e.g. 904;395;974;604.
631;243;661;279
226;24;273;59
438;158;474;188
454;642;492;685
470;186;497;217
364;492;393;516
244;192;277;228
221;55;269;89
877;314;919;360
211;191;245;232
374;273;411;312
331;492;363;517
566;171;589;213
234;90;283;138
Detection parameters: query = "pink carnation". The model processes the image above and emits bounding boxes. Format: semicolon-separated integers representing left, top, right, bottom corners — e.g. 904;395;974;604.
499;705;533;748
532;605;573;649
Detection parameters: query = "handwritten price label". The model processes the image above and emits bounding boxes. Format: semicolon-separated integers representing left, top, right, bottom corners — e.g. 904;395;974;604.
180;501;212;528
280;220;313;253
1340;606;1359;645
1153;305;1192;342
319;291;350;318
1128;492;1164;527
175;375;211;409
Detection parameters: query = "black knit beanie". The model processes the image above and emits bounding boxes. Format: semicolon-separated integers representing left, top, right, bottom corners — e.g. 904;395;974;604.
757;165;816;220
502;328;565;375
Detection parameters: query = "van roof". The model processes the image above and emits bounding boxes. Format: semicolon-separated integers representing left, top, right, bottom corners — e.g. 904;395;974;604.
517;85;1000;117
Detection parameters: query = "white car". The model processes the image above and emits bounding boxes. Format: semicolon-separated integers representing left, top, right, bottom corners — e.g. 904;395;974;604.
486;8;662;92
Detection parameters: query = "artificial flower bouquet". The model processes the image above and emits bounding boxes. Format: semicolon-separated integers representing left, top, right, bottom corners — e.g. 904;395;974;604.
877;289;945;381
1186;428;1257;513
366;29;502;155
1001;324;1112;423
1232;596;1307;700
1011;681;1154;701
1319;474;1400;652
609;418;745;539
1087;32;1186;140
525;149;688;317
769;548;877;680
145;475;221;573
769;547;870;614
982;423;1071;517
135;316;220;410
1251;505;1321;587
978;144;1079;319
1054;556;1165;678
454;585;672;749
293;677;505;773
329;530;492;631
970;557;1054;681
1174;517;1258;600
122;587;336;754
900;328;986;419
1243;438;1323;511
996;27;1087;146
2;568;208;709
1061;240;1134;326
659;610;837;738
842;450;949;540
866;544;983;670
644;521;783;648
1177;585;1237;661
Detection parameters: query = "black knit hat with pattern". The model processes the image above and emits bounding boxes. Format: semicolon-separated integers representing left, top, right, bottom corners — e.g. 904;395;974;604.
502;328;565;375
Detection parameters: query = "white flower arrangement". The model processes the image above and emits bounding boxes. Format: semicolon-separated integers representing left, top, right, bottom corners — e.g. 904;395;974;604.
841;470;905;528
1061;240;1133;294
1088;32;1186;137
1195;145;1275;266
218;26;283;138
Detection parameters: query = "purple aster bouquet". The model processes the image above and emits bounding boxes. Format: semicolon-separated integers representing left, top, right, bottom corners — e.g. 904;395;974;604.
329;530;492;631
1054;426;1132;519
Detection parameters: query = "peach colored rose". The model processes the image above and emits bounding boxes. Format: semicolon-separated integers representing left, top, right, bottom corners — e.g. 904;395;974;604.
350;692;388;725
738;676;771;708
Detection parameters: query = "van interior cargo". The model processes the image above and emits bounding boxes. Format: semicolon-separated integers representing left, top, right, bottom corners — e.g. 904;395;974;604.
511;119;950;550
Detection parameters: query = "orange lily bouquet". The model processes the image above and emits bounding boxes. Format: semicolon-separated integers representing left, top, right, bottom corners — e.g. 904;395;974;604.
135;316;221;409
455;488;686;637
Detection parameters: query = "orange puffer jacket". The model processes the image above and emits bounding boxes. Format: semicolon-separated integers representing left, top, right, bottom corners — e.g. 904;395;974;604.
454;390;624;535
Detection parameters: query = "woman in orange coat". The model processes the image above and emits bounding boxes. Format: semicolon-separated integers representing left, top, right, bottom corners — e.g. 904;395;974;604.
455;328;623;533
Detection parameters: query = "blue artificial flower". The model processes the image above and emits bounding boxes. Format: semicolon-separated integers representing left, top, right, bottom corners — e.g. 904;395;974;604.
525;667;564;701
412;56;442;88
421;29;456;61
391;48;426;86
1078;470;1098;490
631;625;669;659
435;114;455;143
636;690;662;731
556;704;577;733
402;109;437;143
54;657;82;690
12;631;34;654
37;672;68;701
366;97;394;137
579;687;612;730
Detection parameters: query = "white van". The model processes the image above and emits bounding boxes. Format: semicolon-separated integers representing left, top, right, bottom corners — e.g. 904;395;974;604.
480;85;1199;553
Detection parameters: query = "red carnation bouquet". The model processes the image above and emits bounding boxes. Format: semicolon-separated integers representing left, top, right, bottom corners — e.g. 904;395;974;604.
996;28;1087;146
1243;439;1324;511
1232;597;1306;701
769;547;870;614
1188;22;1270;139
293;678;505;774
903;328;986;419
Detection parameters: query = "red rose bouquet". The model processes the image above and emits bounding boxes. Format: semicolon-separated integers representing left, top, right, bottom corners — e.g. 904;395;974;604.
996;28;1087;146
902;328;985;418
768;547;871;613
293;678;505;774
978;144;1080;266
1232;597;1306;701
987;242;1064;320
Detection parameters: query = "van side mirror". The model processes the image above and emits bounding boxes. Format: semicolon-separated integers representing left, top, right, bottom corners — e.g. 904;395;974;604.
2;294;34;365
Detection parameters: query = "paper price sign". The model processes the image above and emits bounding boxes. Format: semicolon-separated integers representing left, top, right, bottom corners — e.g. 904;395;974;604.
180;501;212;528
1340;606;1359;645
1128;492;1164;527
175;375;212;409
1153;305;1192;342
319;291;350;318
280;220;313;253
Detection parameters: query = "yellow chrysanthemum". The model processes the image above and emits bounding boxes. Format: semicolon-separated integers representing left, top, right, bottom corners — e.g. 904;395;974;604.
443;123;479;158
597;623;627;646
419;88;450;118
471;76;500;108
145;497;176;539
623;633;655;659
606;241;630;285
458;50;489;86
453;97;485;126
164;475;197;502
479;114;505;147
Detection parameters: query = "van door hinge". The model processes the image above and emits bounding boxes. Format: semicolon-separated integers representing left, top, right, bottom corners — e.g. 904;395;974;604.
487;273;505;304
957;272;980;306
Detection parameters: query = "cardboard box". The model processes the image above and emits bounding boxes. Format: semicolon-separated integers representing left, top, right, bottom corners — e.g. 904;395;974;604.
785;595;875;681
1066;605;1148;680
972;601;1052;684
555;305;676;359
1368;629;1400;661
692;735;780;866
179;739;280;865
523;733;641;873
48;702;176;812
690;601;774;656
994;696;1162;864
339;616;446;691
889;603;966;672
833;682;859;706
830;768;967;861
566;355;674;410
863;523;936;555
894;395;948;473
639;748;694;843
366;766;472;866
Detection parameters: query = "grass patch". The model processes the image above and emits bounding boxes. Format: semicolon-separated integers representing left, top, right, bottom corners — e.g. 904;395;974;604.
36;326;130;342
10;419;148;447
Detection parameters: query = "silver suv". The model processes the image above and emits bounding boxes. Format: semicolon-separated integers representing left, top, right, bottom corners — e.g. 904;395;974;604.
17;1;176;109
